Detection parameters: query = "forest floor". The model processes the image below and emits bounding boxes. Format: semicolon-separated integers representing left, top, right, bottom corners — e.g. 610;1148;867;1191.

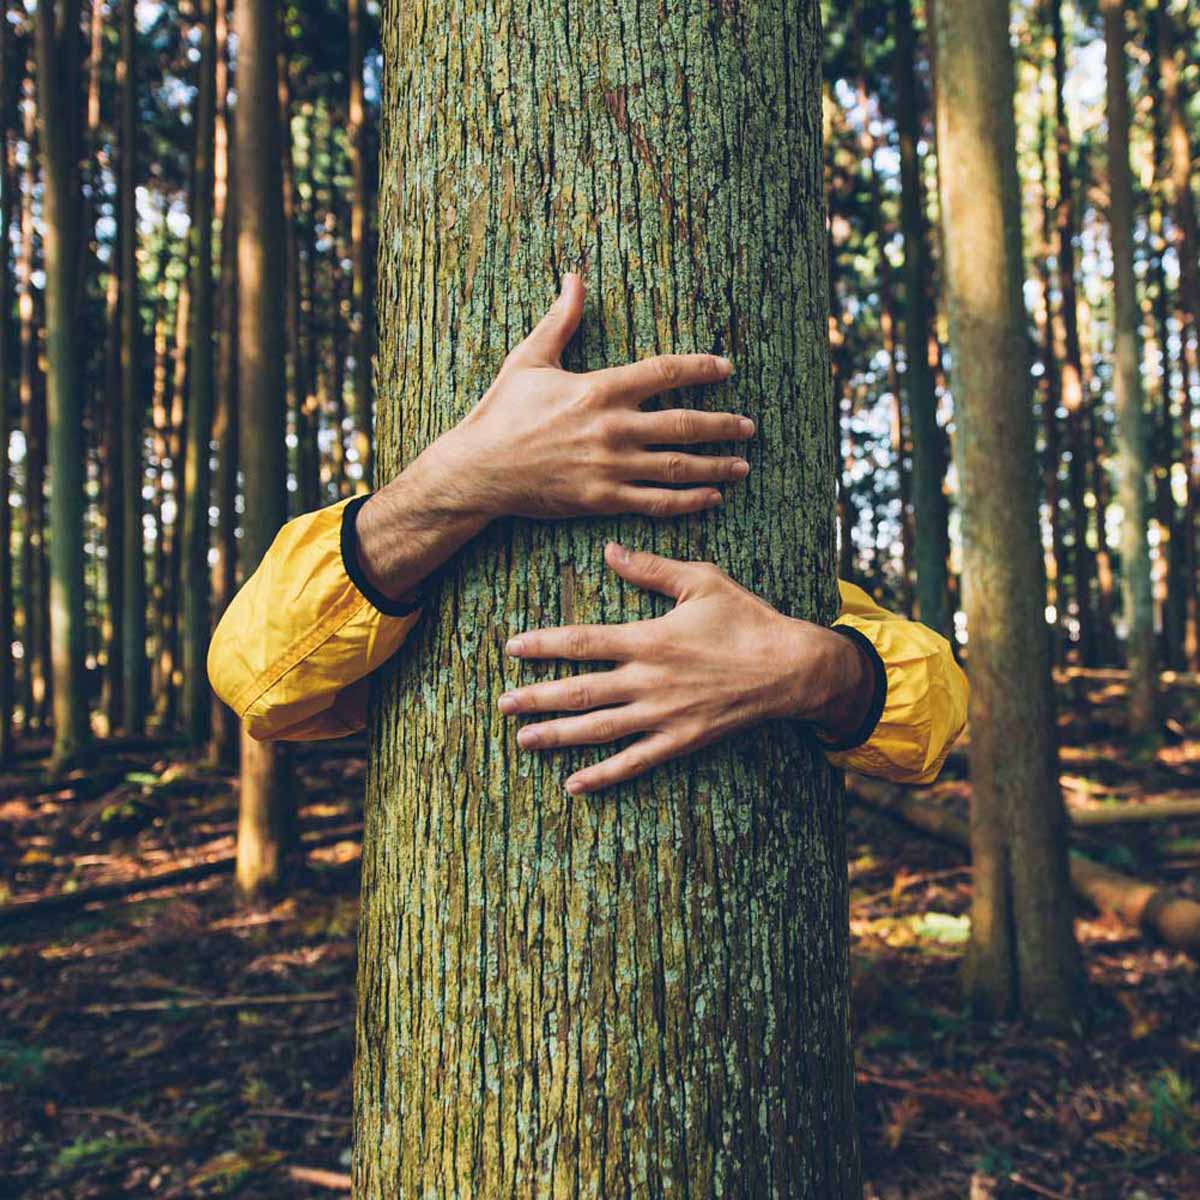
0;674;1197;1199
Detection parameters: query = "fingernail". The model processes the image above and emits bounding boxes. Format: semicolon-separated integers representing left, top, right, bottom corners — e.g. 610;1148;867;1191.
566;778;584;795
731;459;749;478
498;693;518;713
506;637;526;656
518;728;541;749
738;417;756;436
717;356;733;375
609;541;631;562
708;490;724;505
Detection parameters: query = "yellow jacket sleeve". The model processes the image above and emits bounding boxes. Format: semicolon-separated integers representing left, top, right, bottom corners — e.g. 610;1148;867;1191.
824;581;968;785
207;496;421;741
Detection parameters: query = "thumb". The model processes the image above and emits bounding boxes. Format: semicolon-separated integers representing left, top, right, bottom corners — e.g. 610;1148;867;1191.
512;272;584;366
604;542;693;600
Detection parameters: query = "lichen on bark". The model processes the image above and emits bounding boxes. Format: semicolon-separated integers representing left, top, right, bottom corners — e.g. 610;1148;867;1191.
354;3;860;1195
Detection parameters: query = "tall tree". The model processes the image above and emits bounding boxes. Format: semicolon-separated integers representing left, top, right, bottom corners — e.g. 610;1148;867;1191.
1051;0;1100;665
1102;0;1157;735
354;2;860;1193
35;0;89;767
0;0;14;763
893;0;950;635
209;0;239;768
1156;0;1198;667
233;0;294;899
933;0;1084;1025
118;0;147;734
181;0;217;746
346;0;372;489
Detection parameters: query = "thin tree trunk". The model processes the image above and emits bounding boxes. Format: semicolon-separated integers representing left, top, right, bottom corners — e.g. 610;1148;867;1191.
1052;0;1099;666
346;0;372;489
17;73;45;733
119;0;147;734
181;0;216;746
1157;2;1199;668
234;0;294;900
297;107;321;514
35;0;90;769
1102;0;1157;735
0;8;13;763
933;0;1084;1027
354;3;860;1193
208;0;238;769
893;0;950;635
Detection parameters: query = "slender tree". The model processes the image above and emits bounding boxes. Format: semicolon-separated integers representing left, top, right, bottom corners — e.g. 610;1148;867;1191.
234;0;294;899
35;0;89;767
1102;0;1157;735
354;2;860;1193
933;0;1084;1025
893;0;950;635
0;1;13;763
209;0;238;768
181;0;217;745
346;0;372;489
118;0;147;734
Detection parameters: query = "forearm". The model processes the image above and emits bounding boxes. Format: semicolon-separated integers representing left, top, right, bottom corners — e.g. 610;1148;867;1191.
354;434;494;604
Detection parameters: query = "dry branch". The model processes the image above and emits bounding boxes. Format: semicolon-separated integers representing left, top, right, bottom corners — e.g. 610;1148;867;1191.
847;774;1200;953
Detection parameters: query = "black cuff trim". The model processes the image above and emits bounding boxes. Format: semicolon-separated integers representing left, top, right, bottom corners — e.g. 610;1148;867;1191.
340;493;424;617
820;624;888;752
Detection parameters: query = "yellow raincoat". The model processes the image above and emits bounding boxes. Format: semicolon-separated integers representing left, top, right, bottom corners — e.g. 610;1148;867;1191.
208;496;968;785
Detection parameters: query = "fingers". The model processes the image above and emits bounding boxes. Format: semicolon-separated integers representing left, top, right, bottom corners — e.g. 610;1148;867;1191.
591;353;733;406
629;451;749;486
602;542;696;600
632;408;756;446
612;485;724;518
565;733;679;795
513;704;649;751
506;622;633;663
510;273;585;366
497;669;631;716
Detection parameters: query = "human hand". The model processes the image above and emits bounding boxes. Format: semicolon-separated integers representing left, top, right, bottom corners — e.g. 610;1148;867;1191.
427;274;755;521
499;544;874;793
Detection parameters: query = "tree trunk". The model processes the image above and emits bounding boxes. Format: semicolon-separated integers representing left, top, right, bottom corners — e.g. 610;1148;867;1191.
1157;3;1199;668
0;9;13;763
209;0;238;769
35;0;90;769
346;0;372;490
17;72;46;734
354;3;860;1195
932;0;1084;1027
893;0;950;636
181;0;217;746
234;0;294;901
119;0;147;735
1102;0;1157;736
296;106;321;514
1051;0;1099;666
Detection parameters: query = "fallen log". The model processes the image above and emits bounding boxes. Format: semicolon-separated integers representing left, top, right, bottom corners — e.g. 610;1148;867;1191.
847;774;1200;954
1066;797;1200;827
0;823;364;925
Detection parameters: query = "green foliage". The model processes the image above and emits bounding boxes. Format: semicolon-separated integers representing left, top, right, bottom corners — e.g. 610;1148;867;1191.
0;1039;49;1092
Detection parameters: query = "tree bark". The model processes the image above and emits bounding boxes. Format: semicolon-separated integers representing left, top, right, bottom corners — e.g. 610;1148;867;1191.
209;0;238;769
893;0;950;636
0;8;13;763
35;0;89;769
1051;0;1099;666
182;0;217;746
354;3;860;1195
346;0;372;490
119;0;147;735
233;0;294;900
1157;3;1199;668
1102;0;1157;736
932;0;1084;1027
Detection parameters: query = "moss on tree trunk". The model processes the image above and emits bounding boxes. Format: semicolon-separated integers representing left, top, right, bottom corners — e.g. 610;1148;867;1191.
353;3;860;1195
